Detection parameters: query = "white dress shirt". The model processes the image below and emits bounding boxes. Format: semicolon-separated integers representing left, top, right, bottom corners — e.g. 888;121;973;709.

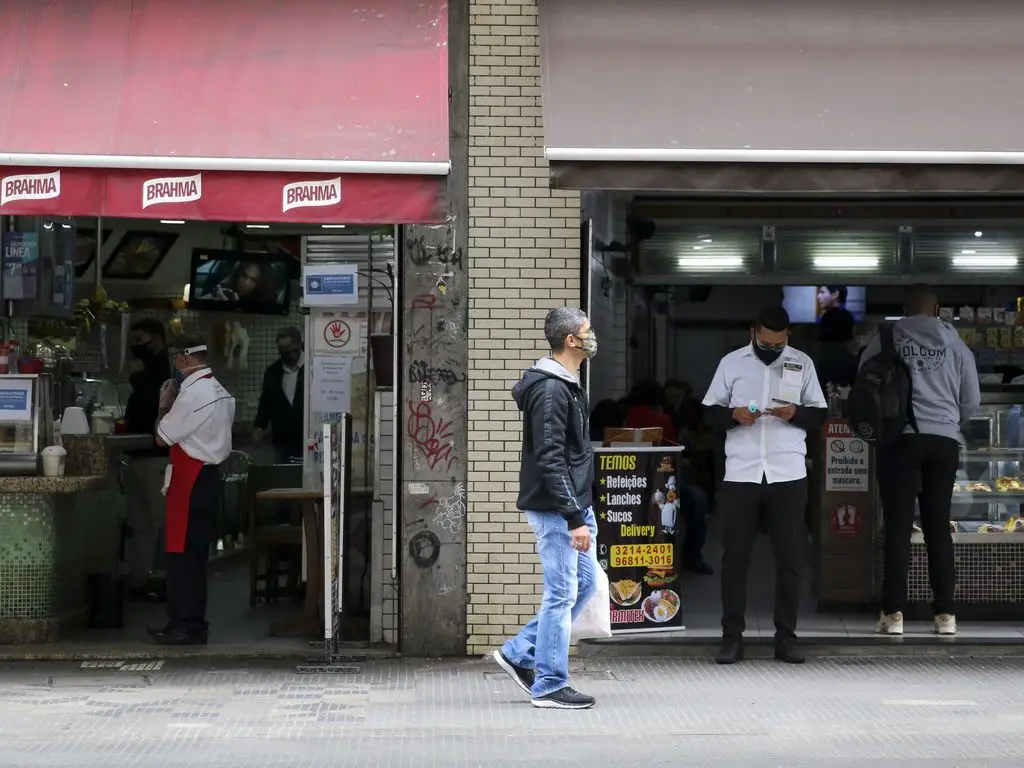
702;344;827;484
157;368;236;465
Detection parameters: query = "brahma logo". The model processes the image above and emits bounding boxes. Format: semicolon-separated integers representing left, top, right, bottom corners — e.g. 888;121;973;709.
142;173;202;208
1;171;60;207
282;177;342;212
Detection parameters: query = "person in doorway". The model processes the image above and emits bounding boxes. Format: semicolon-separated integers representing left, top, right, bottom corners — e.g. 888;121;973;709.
623;378;678;443
702;305;827;665
492;307;599;710
253;327;305;463
861;284;980;637
122;318;172;603
664;379;702;438
148;337;235;646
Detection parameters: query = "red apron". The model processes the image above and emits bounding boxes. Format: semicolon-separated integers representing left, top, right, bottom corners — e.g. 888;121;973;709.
165;443;207;553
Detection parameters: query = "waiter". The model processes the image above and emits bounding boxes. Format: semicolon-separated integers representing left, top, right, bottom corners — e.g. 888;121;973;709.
148;336;235;646
701;305;826;666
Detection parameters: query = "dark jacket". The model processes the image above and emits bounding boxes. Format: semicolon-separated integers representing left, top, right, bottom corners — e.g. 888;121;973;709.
512;357;593;530
254;359;304;459
123;354;171;457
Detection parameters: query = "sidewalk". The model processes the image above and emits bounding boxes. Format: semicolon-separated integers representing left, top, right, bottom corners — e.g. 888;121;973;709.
1;655;1024;766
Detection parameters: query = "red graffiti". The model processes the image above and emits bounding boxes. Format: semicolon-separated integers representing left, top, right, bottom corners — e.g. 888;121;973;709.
411;293;437;309
418;495;440;510
406;400;457;472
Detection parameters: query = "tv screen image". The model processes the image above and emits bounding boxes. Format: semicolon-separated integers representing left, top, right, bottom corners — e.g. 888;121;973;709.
187;248;291;315
782;285;866;323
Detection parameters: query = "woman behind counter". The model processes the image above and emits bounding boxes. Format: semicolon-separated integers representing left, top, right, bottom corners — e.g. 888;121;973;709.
122;318;172;603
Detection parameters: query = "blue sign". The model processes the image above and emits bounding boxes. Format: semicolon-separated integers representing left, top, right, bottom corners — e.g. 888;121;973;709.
0;388;28;411
302;264;359;306
306;273;354;297
2;232;38;301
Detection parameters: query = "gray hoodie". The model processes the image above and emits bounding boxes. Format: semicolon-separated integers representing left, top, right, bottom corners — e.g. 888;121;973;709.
860;316;981;440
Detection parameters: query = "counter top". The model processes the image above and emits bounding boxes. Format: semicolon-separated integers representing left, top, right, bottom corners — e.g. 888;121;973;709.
0;475;107;494
104;434;155;451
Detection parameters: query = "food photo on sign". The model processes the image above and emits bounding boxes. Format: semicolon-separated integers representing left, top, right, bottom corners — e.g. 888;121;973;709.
595;448;686;633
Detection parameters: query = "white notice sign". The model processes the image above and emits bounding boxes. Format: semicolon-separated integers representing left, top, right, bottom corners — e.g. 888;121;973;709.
824;422;869;492
311;356;353;414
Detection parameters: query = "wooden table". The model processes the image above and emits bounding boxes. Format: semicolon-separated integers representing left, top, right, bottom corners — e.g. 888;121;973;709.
256;487;324;638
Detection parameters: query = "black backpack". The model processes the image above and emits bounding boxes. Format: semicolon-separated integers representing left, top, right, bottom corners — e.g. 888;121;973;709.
848;324;918;445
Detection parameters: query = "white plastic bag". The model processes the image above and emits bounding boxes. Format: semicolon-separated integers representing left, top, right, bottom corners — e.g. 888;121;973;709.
571;566;612;640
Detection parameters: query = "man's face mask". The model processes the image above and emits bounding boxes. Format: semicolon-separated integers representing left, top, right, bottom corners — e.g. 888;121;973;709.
573;331;598;359
752;333;786;366
280;347;301;366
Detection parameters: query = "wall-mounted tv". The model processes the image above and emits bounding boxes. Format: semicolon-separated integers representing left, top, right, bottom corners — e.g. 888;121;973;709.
782;285;866;323
187;248;291;315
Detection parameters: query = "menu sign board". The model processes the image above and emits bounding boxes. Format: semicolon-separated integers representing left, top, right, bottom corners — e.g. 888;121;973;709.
594;447;685;633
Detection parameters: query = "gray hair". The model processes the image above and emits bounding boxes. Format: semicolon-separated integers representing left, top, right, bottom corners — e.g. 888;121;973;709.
276;326;303;346
543;307;588;352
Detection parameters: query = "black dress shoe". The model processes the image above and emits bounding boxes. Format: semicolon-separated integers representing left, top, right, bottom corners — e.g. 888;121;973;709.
774;637;805;664
147;626;208;646
715;639;744;665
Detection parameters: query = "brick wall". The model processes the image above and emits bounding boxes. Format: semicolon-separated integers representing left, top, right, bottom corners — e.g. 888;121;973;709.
466;0;582;655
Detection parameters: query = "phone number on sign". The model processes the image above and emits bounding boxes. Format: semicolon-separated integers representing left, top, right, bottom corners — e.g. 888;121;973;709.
609;544;674;569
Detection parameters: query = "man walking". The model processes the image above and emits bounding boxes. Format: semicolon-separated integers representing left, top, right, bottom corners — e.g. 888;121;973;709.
862;284;980;636
253;326;305;463
702;305;827;665
493;307;600;710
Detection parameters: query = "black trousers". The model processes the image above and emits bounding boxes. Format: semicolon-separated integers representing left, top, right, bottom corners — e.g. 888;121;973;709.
878;434;959;616
165;466;220;635
720;477;808;640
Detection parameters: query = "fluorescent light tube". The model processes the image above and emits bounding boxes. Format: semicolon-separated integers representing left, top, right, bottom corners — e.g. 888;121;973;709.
812;256;880;270
952;255;1018;269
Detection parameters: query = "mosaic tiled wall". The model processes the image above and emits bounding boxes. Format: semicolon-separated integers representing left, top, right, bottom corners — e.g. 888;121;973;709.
873;537;1024;603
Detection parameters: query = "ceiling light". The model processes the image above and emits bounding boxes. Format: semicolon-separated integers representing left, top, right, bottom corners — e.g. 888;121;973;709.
676;256;744;271
246;224;270;229
321;224;346;229
812;255;880;270
952;254;1018;269
975;231;984;237
700;238;713;243
182;283;191;302
160;220;185;225
692;245;704;250
960;249;976;255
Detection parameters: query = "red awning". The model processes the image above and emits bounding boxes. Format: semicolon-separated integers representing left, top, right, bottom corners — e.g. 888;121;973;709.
0;0;449;223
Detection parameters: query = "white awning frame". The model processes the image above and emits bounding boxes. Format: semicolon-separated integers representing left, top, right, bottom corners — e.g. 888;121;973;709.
0;153;450;175
545;148;1024;166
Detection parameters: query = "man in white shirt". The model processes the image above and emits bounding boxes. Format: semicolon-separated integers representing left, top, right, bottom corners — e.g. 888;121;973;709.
702;305;827;665
148;337;236;646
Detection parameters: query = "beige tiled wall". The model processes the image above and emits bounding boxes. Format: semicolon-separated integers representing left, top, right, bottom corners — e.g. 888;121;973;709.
466;0;582;655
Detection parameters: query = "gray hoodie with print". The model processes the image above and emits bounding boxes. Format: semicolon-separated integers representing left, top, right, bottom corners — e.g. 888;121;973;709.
860;315;981;440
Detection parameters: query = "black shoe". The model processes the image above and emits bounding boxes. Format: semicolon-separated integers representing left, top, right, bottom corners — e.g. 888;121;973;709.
684;559;714;576
531;686;595;710
715;639;744;665
774;637;805;664
492;650;535;696
146;626;208;646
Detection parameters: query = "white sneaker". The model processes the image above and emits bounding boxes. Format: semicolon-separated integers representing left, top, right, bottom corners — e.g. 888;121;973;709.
934;614;957;635
875;611;904;635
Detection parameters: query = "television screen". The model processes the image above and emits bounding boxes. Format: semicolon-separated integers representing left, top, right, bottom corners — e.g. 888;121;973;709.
187;248;291;315
782;285;866;323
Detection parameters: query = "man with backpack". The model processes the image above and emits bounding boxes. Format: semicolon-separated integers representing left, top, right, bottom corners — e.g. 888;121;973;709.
854;284;980;636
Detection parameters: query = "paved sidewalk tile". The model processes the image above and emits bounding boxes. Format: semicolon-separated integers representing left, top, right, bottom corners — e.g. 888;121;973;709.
1;656;1024;766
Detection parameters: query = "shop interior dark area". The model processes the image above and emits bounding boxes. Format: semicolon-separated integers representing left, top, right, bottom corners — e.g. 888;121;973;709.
585;196;1024;643
0;215;397;654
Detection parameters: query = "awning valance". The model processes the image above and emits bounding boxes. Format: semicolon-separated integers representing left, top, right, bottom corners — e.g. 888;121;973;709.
539;0;1024;194
0;0;449;222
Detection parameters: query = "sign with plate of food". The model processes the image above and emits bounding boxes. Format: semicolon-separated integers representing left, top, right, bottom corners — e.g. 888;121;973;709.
595;447;685;633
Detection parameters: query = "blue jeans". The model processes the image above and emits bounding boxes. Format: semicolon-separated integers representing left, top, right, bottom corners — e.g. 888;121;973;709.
502;507;599;698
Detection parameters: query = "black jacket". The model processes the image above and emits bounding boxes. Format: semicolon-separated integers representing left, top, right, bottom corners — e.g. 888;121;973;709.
255;359;304;459
513;359;593;530
123;354;171;457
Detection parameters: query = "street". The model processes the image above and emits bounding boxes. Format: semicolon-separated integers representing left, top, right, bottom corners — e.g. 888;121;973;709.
0;655;1022;767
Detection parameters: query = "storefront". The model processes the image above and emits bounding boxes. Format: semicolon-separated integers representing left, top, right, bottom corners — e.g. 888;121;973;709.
0;0;449;654
464;0;1024;654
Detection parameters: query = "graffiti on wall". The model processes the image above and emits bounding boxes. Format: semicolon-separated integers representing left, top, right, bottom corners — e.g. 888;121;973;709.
402;221;468;580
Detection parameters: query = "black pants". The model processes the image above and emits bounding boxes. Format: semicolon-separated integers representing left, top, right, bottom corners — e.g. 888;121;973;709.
165;466;220;636
720;477;808;640
878;434;959;616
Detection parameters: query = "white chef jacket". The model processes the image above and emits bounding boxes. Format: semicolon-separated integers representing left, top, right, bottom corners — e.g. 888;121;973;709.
702;344;826;484
157;368;236;465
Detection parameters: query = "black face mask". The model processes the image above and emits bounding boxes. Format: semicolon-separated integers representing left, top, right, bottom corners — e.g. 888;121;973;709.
130;343;152;360
281;351;301;366
752;341;784;366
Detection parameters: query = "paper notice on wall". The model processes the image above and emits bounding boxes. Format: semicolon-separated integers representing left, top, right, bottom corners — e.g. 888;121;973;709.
311;356;353;414
824;423;870;492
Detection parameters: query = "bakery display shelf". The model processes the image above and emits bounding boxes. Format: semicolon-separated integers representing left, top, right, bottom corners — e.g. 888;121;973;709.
951;490;1024;502
963;448;1024;459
